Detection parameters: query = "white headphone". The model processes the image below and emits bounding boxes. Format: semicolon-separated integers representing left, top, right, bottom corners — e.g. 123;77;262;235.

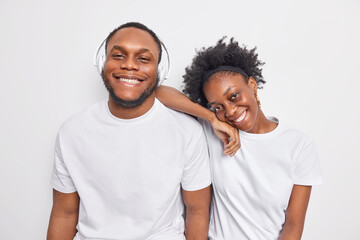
93;38;171;85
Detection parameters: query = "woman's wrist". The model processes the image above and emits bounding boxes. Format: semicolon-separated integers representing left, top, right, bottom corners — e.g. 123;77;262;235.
205;110;217;124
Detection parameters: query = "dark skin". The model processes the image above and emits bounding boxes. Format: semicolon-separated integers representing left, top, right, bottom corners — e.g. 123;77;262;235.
279;185;312;240
47;190;79;240
104;27;159;119
183;186;212;240
204;73;277;134
47;27;211;240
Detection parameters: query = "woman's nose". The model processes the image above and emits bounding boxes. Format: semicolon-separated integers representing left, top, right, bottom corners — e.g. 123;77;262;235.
225;104;236;118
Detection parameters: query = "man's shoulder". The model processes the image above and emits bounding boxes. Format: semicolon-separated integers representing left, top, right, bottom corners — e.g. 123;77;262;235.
58;101;104;134
157;100;202;129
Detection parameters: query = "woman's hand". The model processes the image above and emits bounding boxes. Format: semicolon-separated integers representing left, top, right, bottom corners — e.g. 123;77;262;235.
210;117;240;156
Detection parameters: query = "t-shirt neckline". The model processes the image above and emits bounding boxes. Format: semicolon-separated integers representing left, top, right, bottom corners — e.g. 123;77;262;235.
239;117;283;140
104;98;159;125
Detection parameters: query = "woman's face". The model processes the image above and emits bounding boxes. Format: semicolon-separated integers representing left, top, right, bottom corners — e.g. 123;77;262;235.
204;73;260;132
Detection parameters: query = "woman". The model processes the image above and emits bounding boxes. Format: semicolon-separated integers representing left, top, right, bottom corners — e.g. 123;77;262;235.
156;38;322;239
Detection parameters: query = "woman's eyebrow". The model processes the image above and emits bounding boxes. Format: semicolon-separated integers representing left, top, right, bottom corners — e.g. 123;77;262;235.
223;86;234;96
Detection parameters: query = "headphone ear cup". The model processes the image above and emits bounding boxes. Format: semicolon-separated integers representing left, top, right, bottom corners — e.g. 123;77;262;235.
97;55;105;74
94;39;107;75
157;41;170;85
157;66;165;86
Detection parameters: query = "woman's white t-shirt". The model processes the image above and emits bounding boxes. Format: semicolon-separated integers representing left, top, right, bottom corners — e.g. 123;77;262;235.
200;117;322;240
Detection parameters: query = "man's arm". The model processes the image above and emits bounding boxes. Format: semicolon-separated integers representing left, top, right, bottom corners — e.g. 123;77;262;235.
47;189;80;240
182;185;211;240
279;185;312;240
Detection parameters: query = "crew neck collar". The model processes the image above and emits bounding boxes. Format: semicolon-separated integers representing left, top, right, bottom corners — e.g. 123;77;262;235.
104;99;159;125
239;117;283;140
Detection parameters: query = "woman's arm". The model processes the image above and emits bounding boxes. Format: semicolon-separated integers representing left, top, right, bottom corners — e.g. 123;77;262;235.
279;185;312;240
156;86;215;122
156;85;240;156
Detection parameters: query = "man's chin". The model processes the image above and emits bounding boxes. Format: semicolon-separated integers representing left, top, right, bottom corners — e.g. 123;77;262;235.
103;74;159;109
110;94;144;109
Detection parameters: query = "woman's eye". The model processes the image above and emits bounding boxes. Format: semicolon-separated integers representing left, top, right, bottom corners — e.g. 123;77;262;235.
230;93;239;101
214;106;222;112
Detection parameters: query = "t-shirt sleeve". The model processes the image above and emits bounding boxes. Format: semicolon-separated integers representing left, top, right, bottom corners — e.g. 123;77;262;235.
50;134;77;193
293;136;323;186
181;127;211;191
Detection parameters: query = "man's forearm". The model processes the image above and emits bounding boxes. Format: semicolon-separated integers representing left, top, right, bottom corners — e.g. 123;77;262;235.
185;208;209;240
47;211;78;240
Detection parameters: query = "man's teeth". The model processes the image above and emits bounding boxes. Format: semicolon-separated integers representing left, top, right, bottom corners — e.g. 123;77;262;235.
119;78;140;84
234;110;247;123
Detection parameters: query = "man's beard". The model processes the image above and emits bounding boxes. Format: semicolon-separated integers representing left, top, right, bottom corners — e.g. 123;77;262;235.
102;72;159;109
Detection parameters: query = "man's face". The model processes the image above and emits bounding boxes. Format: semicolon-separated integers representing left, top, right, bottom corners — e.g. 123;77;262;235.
102;27;159;108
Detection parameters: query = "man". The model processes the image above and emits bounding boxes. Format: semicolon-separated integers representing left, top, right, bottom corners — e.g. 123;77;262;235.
47;22;211;240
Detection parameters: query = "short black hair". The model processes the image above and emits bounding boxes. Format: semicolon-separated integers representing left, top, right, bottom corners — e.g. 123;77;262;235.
183;37;265;107
105;22;162;63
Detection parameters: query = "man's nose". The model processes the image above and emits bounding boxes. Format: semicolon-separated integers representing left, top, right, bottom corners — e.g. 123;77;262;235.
120;57;139;71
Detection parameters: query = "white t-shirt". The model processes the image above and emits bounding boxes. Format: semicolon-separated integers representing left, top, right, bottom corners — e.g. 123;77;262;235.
200;117;322;240
51;99;211;240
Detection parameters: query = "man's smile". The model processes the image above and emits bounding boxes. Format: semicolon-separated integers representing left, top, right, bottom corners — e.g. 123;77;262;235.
112;73;147;86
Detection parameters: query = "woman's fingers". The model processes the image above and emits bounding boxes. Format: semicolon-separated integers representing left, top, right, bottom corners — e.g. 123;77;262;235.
223;128;241;156
211;119;241;156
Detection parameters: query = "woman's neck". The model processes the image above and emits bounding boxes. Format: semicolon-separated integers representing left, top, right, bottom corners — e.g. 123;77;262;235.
247;109;278;134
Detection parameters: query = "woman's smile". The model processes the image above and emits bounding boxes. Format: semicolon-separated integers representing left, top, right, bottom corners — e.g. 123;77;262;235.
228;109;248;126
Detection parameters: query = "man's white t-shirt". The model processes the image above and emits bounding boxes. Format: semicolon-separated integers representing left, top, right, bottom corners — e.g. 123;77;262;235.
200;117;322;240
51;99;211;240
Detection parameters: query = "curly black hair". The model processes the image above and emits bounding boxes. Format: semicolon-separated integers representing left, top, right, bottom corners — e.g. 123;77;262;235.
182;37;265;107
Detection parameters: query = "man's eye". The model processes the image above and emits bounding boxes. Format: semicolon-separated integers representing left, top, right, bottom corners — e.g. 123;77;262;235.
112;54;125;59
138;57;150;63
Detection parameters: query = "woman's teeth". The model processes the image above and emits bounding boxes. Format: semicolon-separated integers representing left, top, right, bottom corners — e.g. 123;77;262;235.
234;110;247;123
119;78;140;84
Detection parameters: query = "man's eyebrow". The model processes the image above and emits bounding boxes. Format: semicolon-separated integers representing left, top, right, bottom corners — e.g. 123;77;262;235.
138;48;155;58
111;45;126;52
111;46;155;58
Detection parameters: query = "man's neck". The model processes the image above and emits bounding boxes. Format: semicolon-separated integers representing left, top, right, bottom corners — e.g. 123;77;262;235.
108;94;156;119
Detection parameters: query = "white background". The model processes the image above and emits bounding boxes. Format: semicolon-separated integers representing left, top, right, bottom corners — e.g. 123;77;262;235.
0;0;359;239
